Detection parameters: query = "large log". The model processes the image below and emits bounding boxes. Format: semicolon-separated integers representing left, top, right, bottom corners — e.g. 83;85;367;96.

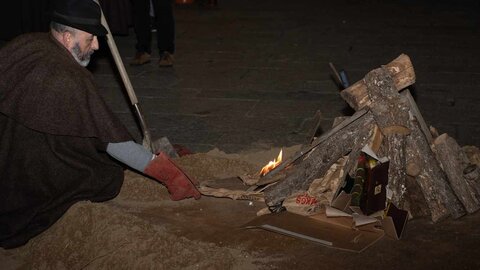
402;90;433;144
262;109;369;179
431;134;480;214
405;118;466;222
364;68;411;206
340;54;416;111
342;57;466;221
402;175;431;218
263;54;472;223
462;146;480;196
264;111;376;208
464;165;480;196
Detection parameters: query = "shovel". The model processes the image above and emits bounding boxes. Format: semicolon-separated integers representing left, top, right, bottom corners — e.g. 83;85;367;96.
97;2;178;157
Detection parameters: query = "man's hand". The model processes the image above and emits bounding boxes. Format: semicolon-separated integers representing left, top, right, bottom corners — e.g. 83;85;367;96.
143;152;201;201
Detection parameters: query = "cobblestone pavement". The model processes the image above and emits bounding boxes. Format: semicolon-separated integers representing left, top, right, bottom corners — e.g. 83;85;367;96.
91;0;479;153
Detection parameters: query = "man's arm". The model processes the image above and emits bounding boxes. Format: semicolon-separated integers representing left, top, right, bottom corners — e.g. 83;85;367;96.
106;140;200;200
106;140;154;172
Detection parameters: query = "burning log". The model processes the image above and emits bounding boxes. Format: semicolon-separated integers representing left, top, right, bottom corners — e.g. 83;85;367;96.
263;53;477;222
260;150;283;176
264;111;376;208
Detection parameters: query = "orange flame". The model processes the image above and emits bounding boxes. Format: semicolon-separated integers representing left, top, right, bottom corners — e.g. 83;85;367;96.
259;149;283;176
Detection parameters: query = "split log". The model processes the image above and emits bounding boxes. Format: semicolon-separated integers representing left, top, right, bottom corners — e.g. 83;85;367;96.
340;54;416;111
463;146;480;167
462;146;480;196
264;111;376;208
464;165;480;196
431;134;480;213
405;118;466;222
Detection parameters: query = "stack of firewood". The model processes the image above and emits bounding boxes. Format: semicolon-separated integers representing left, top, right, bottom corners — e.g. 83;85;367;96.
263;54;480;222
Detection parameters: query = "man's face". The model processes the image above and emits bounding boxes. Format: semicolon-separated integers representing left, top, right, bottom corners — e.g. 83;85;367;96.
68;29;99;67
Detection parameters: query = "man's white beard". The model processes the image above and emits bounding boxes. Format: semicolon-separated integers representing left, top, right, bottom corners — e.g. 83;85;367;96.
71;43;92;67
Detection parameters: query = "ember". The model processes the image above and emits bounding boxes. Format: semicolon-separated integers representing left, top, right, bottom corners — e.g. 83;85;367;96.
260;149;283;176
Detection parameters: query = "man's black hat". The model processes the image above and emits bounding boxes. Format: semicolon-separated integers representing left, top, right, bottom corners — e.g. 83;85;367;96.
51;0;108;36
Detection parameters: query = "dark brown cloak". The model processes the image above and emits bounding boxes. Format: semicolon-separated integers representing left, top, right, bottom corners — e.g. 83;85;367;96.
0;33;132;248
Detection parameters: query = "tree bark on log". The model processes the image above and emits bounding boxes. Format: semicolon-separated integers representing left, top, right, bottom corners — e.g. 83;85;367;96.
264;112;376;208
385;134;407;206
402;175;431;218
464;165;480;201
262;53;474;222
406;119;466;222
462;146;480;197
402;90;433;144
431;134;480;214
340;54;416;111
364;68;411;206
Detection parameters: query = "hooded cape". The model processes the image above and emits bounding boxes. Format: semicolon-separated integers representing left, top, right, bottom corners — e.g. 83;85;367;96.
0;33;132;248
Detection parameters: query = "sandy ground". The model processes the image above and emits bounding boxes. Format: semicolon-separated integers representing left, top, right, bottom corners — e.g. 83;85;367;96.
1;145;480;270
0;147;299;270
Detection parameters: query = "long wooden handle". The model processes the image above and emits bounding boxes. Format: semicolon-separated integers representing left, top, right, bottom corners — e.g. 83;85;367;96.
97;2;153;151
99;6;138;105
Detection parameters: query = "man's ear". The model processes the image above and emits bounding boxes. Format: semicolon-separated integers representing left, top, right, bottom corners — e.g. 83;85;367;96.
62;31;73;48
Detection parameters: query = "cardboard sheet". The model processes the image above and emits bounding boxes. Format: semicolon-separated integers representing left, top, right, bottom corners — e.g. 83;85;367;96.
242;211;384;253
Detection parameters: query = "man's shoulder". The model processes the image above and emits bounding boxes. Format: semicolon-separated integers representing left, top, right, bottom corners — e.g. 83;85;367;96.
1;32;65;67
0;32;97;100
11;33;94;86
3;32;50;48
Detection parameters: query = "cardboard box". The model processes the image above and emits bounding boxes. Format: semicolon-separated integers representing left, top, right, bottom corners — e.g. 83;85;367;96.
331;190;408;240
382;202;409;240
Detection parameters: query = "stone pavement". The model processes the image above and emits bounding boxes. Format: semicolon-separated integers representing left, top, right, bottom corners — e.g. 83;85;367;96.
91;0;480;153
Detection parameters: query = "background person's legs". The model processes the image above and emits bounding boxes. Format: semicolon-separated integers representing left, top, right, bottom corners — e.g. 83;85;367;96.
131;0;152;65
152;0;175;66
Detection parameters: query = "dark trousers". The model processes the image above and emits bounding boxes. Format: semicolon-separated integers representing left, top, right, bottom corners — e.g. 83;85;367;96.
132;0;175;54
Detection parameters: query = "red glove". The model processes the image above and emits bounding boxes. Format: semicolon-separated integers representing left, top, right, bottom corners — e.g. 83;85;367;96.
143;152;201;201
